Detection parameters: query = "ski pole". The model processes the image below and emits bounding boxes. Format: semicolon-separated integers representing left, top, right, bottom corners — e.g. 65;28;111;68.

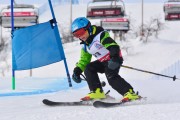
121;65;180;81
80;74;106;87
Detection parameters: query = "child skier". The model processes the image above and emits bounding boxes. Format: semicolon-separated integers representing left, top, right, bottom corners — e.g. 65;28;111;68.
71;17;140;102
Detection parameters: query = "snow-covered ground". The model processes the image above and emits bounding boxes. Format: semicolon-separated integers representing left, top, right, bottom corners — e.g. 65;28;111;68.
0;3;180;120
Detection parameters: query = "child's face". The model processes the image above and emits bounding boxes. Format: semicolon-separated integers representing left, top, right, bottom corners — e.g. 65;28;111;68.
79;30;89;41
73;28;89;41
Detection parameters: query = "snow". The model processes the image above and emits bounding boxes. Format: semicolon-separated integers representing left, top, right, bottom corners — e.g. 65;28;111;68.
1;3;180;120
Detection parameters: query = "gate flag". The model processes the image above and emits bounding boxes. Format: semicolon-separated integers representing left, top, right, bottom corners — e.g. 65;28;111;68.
12;19;65;70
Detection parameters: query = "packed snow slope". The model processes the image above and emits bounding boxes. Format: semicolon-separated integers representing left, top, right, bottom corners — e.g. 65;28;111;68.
0;3;180;120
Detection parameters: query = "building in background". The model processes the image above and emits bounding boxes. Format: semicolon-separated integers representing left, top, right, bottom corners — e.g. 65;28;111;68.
163;0;180;21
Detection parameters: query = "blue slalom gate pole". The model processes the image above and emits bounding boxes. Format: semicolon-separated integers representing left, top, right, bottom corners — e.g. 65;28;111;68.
11;0;16;90
48;0;72;87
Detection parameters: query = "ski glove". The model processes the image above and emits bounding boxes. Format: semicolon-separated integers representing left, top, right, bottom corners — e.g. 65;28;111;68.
108;56;123;70
72;67;82;83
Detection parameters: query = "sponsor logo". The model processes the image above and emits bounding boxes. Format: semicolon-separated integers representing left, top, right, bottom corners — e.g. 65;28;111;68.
94;42;103;49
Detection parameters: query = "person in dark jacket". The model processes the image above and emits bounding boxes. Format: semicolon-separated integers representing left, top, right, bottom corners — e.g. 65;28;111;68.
71;17;140;101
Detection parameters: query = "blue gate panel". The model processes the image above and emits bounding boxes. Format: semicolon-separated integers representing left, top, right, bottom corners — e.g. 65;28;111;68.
12;20;64;70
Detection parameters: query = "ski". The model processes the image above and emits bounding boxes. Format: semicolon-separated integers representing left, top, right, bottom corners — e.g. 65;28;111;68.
93;97;147;108
43;97;146;107
42;99;93;106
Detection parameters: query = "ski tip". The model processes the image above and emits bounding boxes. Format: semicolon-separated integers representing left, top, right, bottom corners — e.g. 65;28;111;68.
42;99;59;106
42;99;51;105
93;101;107;108
93;101;111;108
93;101;123;108
42;99;48;102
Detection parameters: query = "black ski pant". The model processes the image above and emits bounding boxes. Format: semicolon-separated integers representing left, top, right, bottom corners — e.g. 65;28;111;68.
84;60;133;96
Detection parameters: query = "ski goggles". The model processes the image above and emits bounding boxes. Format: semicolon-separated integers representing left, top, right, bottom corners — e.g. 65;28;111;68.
73;28;87;38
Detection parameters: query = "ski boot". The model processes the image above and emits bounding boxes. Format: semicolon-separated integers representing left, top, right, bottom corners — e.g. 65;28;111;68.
81;88;106;101
121;89;141;102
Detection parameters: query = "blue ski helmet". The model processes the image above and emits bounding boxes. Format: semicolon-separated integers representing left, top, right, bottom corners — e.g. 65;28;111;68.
71;17;91;33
